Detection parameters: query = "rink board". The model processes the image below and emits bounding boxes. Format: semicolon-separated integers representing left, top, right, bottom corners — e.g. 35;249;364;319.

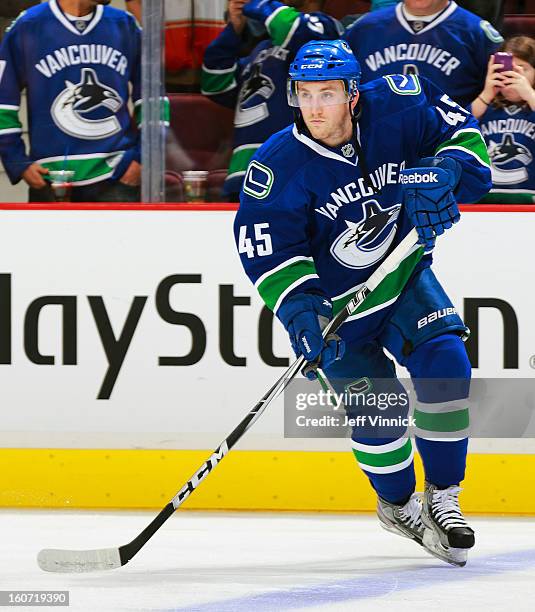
0;204;534;513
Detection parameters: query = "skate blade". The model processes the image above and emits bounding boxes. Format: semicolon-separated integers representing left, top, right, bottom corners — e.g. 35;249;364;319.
422;529;468;567
378;518;423;545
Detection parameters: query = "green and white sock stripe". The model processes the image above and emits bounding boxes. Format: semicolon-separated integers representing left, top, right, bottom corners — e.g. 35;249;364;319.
265;5;300;47
352;437;414;474
37;152;125;186
201;63;238;96
332;243;423;319
0;105;22;135
413;398;470;439
255;256;319;312
227;144;262;181
436;128;490;169
133;97;170;128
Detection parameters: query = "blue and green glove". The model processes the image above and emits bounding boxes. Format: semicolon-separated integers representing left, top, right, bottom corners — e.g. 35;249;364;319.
278;293;345;380
399;156;462;250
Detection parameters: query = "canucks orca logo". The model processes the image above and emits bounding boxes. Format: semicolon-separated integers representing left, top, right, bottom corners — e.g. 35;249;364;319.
330;200;401;269
51;68;123;140
235;64;275;128
488;133;532;185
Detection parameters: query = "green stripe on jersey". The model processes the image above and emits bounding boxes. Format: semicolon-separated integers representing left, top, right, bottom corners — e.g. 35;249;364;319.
436;129;490;168
228;145;261;178
133;97;170;127
201;66;238;95
39;153;125;185
479;191;535;204
332;246;424;316
266;6;300;47
353;438;413;469
257;258;317;311
0;108;22;131
414;407;469;433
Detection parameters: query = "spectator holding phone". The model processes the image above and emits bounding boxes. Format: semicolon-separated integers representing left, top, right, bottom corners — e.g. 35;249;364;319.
473;37;535;203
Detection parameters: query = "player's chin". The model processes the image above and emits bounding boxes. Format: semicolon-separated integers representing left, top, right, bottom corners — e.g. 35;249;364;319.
306;123;328;140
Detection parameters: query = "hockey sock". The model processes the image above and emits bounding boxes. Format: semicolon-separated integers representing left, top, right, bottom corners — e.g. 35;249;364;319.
407;334;471;487
352;437;416;503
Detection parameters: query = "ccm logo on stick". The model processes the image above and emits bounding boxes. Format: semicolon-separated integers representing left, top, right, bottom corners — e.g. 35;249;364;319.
399;171;439;184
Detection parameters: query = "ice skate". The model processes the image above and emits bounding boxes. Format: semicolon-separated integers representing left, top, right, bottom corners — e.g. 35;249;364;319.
421;482;475;567
377;492;425;546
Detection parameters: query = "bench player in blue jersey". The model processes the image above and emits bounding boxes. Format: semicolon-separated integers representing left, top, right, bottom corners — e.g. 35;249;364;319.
234;40;492;566
343;0;503;108
0;0;152;202
202;0;343;201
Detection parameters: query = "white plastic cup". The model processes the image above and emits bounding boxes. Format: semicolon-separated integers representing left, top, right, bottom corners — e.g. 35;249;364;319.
48;170;75;202
183;170;209;202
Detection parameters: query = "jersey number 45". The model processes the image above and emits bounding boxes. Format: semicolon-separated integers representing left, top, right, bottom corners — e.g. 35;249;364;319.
238;223;273;258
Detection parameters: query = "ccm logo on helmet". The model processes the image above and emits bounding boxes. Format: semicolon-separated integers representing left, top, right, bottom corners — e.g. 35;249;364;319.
300;63;323;69
399;171;439;185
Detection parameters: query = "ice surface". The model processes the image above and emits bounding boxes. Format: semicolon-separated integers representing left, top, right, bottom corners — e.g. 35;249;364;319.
2;509;535;611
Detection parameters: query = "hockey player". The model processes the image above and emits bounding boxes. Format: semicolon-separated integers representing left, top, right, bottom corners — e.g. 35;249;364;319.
343;0;503;108
0;0;149;202
234;40;492;566
201;0;343;201
472;37;535;203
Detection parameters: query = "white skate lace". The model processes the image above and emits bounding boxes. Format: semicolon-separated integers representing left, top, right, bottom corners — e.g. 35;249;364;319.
431;486;469;530
398;493;423;529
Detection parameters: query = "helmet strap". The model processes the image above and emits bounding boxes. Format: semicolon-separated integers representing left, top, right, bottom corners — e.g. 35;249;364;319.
293;108;307;135
350;100;382;196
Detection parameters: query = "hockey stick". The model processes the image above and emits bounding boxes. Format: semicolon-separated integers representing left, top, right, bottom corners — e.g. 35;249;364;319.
37;228;421;573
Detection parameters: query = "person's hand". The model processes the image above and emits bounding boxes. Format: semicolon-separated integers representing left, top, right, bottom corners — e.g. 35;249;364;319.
277;293;345;380
399;157;462;250
481;55;509;103
22;163;49;189
119;160;141;186
501;65;535;108
228;0;247;34
242;0;284;24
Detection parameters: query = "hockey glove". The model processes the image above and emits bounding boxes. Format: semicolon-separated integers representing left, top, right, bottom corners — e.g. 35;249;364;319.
399;156;462;250
243;0;285;23
277;293;345;380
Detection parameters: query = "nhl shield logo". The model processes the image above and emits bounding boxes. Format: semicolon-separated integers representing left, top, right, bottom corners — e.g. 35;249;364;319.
341;143;355;158
330;199;401;269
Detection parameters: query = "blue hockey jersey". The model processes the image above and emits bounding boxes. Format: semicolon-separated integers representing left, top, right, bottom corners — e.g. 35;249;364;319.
201;6;342;196
0;0;142;185
343;1;502;108
234;75;491;344
477;103;535;203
